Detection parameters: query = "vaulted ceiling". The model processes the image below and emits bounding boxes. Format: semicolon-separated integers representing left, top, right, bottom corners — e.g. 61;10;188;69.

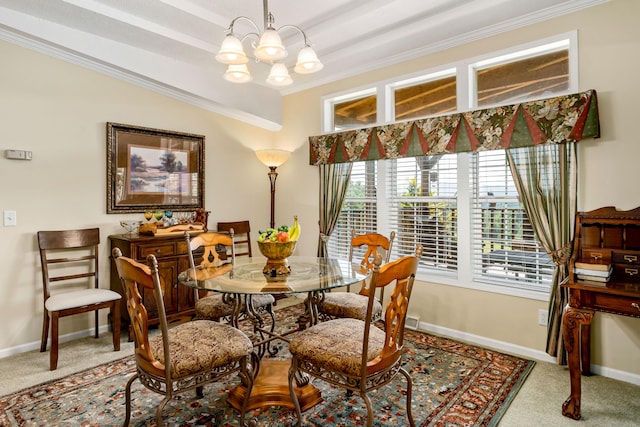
0;0;607;130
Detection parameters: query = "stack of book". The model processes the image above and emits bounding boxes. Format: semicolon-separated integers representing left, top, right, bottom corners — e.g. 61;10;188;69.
574;260;612;283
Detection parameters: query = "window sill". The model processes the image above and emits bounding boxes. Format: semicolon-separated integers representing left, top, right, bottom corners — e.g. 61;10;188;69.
415;271;550;302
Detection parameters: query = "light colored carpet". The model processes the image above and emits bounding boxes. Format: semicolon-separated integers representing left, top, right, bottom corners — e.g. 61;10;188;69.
0;297;638;426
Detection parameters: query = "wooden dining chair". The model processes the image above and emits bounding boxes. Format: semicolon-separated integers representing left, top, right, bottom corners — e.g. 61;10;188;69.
288;245;422;427
37;228;121;370
217;220;252;257
112;248;256;427
185;231;275;323
318;230;395;321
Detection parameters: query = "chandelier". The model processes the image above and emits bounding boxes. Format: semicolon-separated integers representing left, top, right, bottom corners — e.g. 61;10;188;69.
215;0;323;86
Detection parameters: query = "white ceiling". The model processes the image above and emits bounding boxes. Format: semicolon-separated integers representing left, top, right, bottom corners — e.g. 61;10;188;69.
0;0;608;129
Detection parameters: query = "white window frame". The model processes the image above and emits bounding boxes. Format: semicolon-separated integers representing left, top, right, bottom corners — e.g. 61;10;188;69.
321;32;578;301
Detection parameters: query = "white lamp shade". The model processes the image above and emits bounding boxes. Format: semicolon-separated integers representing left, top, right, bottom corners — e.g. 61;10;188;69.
223;64;252;83
254;28;287;62
256;149;291;167
266;63;293;86
216;34;248;64
294;46;324;74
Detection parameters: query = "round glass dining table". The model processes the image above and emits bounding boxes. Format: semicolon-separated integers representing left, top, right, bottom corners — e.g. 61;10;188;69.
177;255;368;413
180;255;365;293
179;255;367;327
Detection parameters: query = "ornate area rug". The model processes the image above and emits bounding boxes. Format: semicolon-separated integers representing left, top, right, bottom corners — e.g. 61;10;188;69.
0;304;534;426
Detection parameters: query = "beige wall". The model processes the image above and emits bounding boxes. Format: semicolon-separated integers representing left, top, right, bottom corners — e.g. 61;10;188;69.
0;0;638;382
0;39;277;352
279;0;640;380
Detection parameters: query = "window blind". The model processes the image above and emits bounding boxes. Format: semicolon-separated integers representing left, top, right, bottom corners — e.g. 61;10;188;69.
471;150;552;291
327;161;378;259
387;155;458;274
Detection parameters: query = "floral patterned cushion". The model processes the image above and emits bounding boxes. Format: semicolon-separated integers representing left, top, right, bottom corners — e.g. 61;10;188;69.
195;293;275;320
149;320;253;379
195;293;233;319
319;292;382;321
289;318;385;377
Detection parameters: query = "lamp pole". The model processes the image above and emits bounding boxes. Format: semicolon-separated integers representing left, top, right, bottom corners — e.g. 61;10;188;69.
268;166;278;229
255;149;290;230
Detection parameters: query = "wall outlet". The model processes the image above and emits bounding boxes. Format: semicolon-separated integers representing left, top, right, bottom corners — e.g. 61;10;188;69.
538;309;548;326
406;315;420;330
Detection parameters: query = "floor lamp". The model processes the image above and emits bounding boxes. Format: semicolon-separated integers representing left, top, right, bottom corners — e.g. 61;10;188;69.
255;149;291;229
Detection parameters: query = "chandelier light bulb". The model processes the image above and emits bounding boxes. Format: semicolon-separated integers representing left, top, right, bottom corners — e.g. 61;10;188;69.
215;34;248;65
254;28;287;62
266;63;293;86
294;46;323;74
223;64;252;83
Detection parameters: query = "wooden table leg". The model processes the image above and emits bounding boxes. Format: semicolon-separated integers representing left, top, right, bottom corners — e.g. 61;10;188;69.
561;305;594;420
228;359;322;412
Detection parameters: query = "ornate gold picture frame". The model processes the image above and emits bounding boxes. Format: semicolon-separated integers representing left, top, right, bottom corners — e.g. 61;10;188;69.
107;122;205;213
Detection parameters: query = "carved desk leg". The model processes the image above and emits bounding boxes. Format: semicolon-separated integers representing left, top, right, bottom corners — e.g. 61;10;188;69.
581;322;592;376
561;305;594;420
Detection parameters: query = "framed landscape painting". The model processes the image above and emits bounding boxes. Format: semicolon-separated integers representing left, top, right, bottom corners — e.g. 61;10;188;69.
107;122;205;213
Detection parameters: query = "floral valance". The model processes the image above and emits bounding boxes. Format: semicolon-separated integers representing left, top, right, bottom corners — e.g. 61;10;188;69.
309;90;600;165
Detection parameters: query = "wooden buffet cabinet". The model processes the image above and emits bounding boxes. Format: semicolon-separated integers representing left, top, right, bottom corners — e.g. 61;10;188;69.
561;206;640;420
109;232;201;339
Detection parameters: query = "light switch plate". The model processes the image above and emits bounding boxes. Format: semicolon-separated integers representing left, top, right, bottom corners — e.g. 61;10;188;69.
3;210;17;226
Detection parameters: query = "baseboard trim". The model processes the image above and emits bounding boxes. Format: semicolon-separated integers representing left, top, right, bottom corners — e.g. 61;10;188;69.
0;325;111;359
416;320;640;386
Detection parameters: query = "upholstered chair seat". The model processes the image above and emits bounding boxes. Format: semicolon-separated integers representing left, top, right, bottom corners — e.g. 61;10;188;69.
149;320;253;378
289;318;385;376
195;293;276;321
318;293;382;321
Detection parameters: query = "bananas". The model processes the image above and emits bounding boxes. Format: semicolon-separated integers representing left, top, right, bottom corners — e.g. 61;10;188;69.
289;215;300;241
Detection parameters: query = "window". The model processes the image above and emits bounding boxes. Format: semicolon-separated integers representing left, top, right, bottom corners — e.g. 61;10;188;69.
391;71;457;120
323;33;576;298
329;161;378;260
471;39;571;108
388;155;458;274
471;150;551;290
325;89;377;131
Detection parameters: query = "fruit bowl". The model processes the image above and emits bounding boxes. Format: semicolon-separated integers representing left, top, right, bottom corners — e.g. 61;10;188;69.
257;240;296;275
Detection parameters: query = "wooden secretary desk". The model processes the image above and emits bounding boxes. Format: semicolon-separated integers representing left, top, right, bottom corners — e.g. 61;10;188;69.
561;206;640;420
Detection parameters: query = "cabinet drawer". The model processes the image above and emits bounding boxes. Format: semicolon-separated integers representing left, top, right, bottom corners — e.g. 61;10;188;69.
613;264;640;282
176;241;189;255
593;293;640;317
138;243;176;259
612;250;640;265
581;248;611;263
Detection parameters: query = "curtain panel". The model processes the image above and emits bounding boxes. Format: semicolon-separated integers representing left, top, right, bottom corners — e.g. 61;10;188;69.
309;90;599;165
